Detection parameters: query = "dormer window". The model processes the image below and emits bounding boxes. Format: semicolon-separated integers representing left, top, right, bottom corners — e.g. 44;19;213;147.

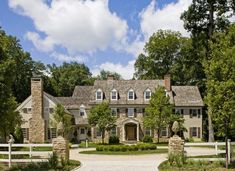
96;89;103;100
144;89;151;100
111;89;117;100
128;89;135;100
80;105;85;116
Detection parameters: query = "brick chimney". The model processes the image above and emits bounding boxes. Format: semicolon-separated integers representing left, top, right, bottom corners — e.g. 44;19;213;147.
29;75;45;143
164;74;171;91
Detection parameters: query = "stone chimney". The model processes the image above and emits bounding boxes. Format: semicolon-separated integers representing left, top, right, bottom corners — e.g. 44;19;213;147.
107;74;114;80
29;75;45;143
164;74;171;91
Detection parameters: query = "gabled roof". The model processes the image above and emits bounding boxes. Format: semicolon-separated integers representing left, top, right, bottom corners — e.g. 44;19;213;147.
55;97;90;109
172;86;204;107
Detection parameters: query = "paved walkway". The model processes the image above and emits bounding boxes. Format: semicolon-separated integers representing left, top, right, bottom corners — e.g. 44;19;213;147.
70;147;222;171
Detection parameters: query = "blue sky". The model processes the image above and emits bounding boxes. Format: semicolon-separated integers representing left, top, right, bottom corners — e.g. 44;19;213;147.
0;0;192;79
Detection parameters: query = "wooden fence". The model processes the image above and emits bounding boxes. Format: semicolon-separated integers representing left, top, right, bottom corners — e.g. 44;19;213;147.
0;143;53;167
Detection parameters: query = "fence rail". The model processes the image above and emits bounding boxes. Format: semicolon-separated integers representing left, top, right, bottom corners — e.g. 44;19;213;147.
0;143;53;167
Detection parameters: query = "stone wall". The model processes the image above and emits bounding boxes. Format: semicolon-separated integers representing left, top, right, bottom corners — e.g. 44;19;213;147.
29;77;45;143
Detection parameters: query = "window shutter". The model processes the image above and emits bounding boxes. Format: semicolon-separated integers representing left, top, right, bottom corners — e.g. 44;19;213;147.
134;108;137;117
27;128;29;140
198;109;201;118
173;109;175;114
189;109;193;118
181;109;184;115
117;108;120;118
93;127;97;138
198;127;201;138
126;108;128;117
189;127;192;138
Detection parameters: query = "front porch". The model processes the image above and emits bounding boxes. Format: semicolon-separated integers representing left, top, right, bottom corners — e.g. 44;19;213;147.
122;118;140;143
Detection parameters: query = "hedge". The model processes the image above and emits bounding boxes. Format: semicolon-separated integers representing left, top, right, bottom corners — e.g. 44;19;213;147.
96;144;157;152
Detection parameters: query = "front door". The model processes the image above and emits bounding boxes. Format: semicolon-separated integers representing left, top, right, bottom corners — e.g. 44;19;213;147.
126;124;137;140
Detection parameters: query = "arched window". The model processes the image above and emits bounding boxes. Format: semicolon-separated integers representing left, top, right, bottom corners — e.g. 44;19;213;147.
128;89;135;100
144;88;151;100
96;89;103;100
111;89;117;100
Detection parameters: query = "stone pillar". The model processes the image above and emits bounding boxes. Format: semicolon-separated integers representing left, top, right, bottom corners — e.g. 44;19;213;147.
168;135;184;155
122;125;125;141
29;76;45;143
52;136;69;160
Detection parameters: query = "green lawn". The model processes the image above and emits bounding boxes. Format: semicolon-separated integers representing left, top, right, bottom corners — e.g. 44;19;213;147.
79;149;168;155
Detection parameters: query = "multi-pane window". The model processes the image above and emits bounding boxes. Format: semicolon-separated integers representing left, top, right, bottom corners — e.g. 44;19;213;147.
192;127;197;137
175;109;184;115
96;89;103;100
80;128;85;134
144;89;151;100
111;108;117;117
190;109;201;118
161;127;167;136
96;128;102;137
145;128;151;136
190;127;200;138
80;108;85;116
22;108;32;114
111;89;117;100
128;89;134;100
110;127;117;136
128;108;134;117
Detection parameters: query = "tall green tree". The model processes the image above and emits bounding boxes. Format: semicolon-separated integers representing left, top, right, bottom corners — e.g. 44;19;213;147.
50;104;72;137
97;70;122;80
181;0;234;142
0;28;21;141
47;62;93;96
88;102;116;144
205;25;235;166
144;87;173;143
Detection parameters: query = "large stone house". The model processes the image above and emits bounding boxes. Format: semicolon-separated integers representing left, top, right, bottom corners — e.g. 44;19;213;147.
17;75;204;143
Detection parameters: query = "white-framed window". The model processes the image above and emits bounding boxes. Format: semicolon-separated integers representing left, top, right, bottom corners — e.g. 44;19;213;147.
111;108;117;117
144;89;151;100
22;108;32;114
110;127;117;136
128;89;135;100
128;108;134;117
111;89;117;100
80;128;85;134
80;105;85;116
96;89;103;100
161;127;167;136
192;127;197;137
175;108;184;115
96;128;102;137
145;128;151;136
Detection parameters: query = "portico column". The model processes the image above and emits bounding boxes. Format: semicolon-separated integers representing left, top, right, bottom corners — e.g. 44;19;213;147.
137;123;139;141
123;125;125;141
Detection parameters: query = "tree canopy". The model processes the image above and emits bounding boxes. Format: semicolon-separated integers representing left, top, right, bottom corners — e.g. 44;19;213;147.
88;102;116;144
96;69;122;80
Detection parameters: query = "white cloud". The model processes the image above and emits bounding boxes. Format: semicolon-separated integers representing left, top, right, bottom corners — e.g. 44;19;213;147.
139;0;191;38
9;0;128;53
91;60;135;80
25;32;55;52
50;52;87;63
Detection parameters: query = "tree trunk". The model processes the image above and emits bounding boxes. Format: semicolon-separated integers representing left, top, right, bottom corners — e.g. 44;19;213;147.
157;129;160;143
208;108;214;142
101;130;105;144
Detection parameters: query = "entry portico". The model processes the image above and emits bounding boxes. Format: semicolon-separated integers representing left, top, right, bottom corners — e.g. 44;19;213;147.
122;118;140;142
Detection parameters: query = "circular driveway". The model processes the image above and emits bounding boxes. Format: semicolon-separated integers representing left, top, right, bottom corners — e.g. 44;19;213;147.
70;147;222;171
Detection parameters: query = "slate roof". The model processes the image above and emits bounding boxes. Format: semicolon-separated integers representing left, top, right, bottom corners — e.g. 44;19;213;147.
172;86;204;106
55;97;90;109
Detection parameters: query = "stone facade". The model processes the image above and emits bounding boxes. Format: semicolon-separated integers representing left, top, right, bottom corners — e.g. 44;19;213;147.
29;77;45;143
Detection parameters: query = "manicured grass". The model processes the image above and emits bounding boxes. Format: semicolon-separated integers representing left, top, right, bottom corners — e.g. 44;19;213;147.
78;142;99;148
79;149;168;155
159;160;235;171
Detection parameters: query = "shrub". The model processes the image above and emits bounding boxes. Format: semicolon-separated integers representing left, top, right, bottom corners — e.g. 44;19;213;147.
114;145;121;151
48;152;58;169
121;145;128;152
142;135;153;143
168;153;186;167
109;135;120;144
